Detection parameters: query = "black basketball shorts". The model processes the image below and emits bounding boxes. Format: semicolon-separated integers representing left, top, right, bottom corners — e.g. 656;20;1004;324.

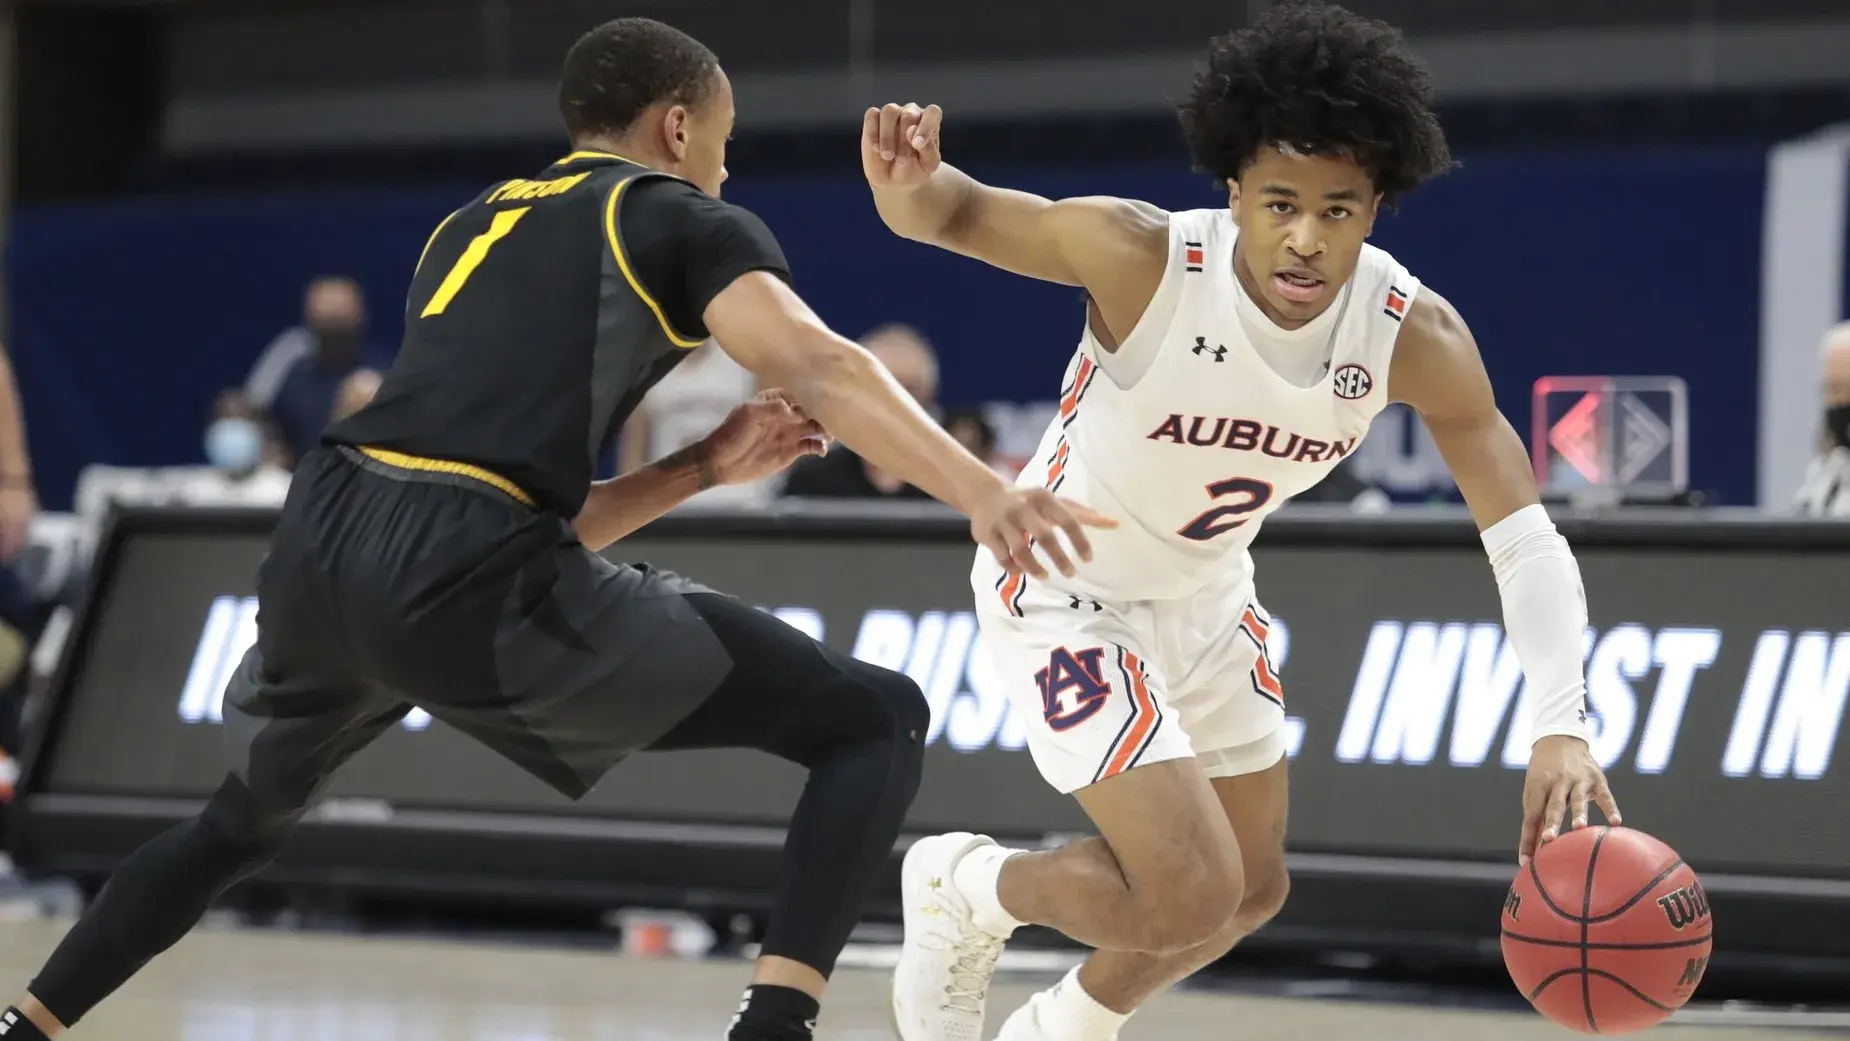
218;445;747;805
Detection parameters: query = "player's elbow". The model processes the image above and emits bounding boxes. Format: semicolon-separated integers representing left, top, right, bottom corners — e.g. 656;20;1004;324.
779;334;881;412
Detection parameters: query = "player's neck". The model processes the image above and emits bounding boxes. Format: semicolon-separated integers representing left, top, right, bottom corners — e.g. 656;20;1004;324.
571;134;677;175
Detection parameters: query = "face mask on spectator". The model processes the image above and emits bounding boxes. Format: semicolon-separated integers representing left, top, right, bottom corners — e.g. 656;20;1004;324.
1829;404;1850;450
206;418;265;473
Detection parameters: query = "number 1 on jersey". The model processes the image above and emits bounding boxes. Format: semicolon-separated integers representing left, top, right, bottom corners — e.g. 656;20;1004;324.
420;207;531;318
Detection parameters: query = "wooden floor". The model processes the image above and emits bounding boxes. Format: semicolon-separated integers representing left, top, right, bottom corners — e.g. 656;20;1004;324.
0;919;1829;1040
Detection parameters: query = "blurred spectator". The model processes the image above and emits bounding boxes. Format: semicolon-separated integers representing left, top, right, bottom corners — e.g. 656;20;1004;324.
1795;322;1850;517
943;407;1011;477
243;276;390;465
619;342;766;505
0;340;31;811
0;342;37;561
81;393;296;520
186;391;295;506
782;324;938;500
0;340;48;832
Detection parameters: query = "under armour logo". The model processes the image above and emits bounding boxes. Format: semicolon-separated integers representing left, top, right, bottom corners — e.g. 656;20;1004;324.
1068;595;1103;612
1192;337;1227;362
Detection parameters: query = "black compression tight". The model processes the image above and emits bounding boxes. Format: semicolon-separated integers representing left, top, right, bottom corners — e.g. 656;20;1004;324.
648;593;928;976
26;592;926;1025
29;778;299;1020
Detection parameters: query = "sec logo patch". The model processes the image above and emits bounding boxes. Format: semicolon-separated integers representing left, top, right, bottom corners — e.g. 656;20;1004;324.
1332;363;1374;400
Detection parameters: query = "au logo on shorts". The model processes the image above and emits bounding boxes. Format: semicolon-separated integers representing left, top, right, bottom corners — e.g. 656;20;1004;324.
1036;647;1113;731
1332;363;1374;400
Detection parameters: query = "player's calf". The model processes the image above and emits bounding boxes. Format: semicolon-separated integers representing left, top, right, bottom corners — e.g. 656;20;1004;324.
653;596;931;1041
12;775;309;1035
997;757;1293;1040
1075;859;1289;1016
997;759;1247;954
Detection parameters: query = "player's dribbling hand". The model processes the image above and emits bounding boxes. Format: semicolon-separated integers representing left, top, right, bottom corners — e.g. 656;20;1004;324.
862;102;943;190
970;485;1118;581
1520;734;1623;867
702;390;830;486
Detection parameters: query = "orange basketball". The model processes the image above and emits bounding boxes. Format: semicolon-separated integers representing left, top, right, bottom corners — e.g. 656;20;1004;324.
1500;827;1712;1035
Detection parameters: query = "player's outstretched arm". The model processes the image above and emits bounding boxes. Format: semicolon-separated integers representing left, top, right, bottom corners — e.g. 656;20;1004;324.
864;103;1165;298
1390;292;1622;866
706;271;1116;578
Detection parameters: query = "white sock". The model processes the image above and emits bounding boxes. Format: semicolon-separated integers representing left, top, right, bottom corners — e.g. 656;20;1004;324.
952;842;1026;937
1037;966;1131;1040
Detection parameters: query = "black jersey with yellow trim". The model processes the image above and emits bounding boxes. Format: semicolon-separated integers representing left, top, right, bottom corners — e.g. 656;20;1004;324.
326;151;789;517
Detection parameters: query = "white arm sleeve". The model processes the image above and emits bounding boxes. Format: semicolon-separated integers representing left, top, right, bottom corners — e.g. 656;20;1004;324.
1482;504;1592;745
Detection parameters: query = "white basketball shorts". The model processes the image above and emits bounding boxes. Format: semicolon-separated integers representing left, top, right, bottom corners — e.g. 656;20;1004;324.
972;555;1287;794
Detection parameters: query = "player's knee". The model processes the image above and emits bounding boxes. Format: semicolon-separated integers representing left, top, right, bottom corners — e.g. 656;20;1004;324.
1141;858;1246;953
1233;861;1290;937
199;777;305;868
833;661;929;788
869;667;929;786
876;666;931;745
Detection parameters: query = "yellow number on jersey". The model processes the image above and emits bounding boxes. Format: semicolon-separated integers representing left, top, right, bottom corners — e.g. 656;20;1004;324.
419;207;531;318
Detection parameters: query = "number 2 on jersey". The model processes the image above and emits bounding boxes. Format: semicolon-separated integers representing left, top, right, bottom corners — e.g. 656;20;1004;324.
1177;476;1275;541
420;207;531;318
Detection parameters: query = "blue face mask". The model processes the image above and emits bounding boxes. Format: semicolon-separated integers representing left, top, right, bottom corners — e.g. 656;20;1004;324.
205;418;264;473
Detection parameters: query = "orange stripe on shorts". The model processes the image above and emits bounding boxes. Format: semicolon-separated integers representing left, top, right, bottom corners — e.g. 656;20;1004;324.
1100;651;1159;780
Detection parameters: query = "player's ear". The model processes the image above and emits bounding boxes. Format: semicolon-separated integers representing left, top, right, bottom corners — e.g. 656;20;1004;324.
663;105;691;161
1366;191;1384;237
1226;178;1241;226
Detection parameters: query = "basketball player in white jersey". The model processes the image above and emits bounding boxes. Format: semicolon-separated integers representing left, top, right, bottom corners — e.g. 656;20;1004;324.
866;6;1623;1040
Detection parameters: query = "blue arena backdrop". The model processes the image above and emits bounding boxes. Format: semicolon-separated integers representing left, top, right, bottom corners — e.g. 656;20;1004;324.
7;146;1766;509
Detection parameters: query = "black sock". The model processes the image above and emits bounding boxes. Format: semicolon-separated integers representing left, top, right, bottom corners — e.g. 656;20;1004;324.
3;1006;52;1040
727;985;820;1041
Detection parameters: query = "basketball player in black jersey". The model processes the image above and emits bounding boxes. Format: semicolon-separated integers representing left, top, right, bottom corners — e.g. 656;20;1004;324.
1;18;1111;1041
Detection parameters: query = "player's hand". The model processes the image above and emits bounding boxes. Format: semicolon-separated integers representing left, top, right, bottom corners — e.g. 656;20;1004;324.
1520;735;1622;866
970;485;1117;581
701;390;829;486
862;103;943;190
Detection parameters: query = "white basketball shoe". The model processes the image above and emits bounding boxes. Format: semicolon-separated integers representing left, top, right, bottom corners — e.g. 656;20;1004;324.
891;832;1012;1041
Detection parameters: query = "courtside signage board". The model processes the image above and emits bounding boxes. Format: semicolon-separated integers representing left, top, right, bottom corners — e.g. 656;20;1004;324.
27;508;1850;879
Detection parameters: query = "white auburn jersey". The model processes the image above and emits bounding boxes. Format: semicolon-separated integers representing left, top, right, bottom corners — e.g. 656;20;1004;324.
997;207;1418;605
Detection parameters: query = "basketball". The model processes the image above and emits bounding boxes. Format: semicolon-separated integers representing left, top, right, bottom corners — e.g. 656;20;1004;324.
1501;827;1712;1035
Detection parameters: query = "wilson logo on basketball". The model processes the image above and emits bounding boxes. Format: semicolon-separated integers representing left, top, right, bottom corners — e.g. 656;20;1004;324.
1502;888;1522;922
1332;364;1373;400
1655;882;1710;931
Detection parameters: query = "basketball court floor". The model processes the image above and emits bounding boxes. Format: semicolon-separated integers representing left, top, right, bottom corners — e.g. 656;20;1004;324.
0;918;1834;1040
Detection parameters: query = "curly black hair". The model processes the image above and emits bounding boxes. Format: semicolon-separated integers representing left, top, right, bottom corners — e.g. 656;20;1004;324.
558;18;720;141
1178;2;1453;204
